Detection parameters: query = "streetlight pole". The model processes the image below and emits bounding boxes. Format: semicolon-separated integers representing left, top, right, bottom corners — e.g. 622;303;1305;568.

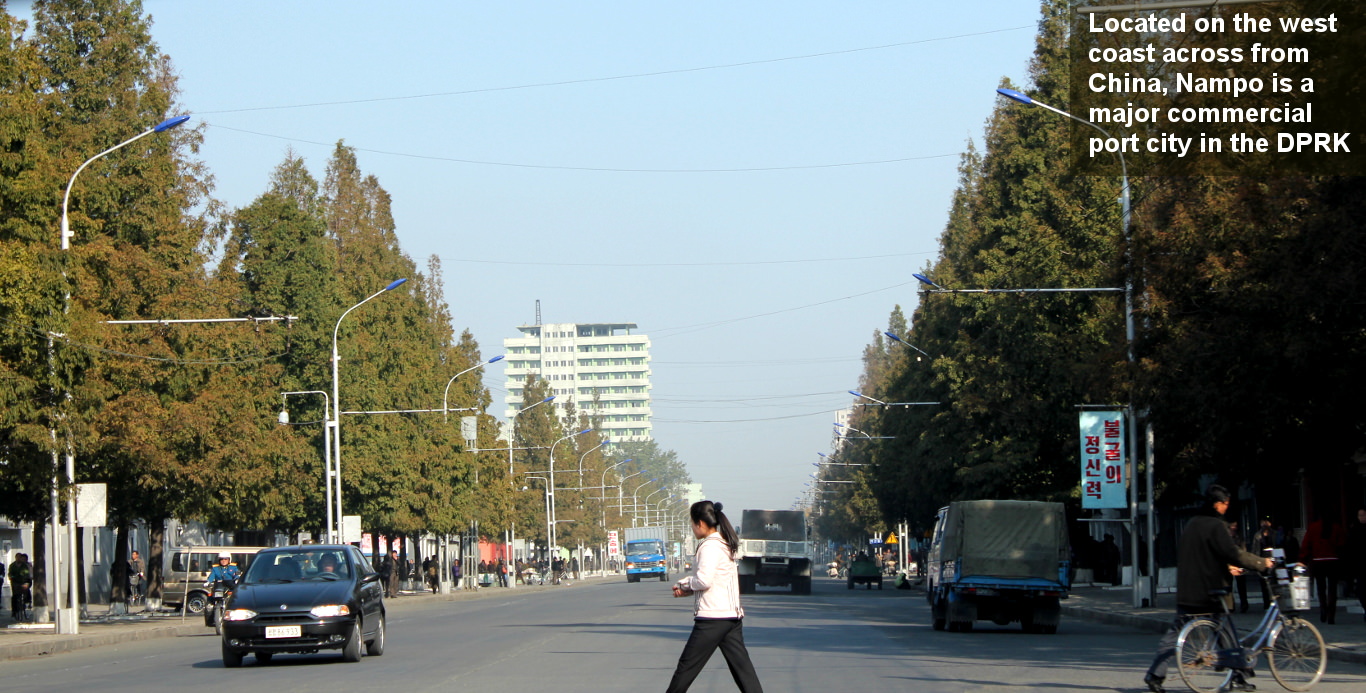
548;428;593;560
995;86;1147;608
443;355;505;422
600;458;634;528
54;114;190;631
578;440;608;478
643;487;668;525
630;478;661;528
500;395;553;588
331;278;408;543
279;392;333;540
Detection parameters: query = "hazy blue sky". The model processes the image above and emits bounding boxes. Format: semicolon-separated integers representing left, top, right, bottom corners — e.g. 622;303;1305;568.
24;1;1047;513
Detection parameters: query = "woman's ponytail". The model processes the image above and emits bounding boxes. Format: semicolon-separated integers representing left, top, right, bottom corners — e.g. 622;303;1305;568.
691;500;740;557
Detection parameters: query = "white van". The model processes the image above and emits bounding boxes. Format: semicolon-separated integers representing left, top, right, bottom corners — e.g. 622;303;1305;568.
163;546;266;613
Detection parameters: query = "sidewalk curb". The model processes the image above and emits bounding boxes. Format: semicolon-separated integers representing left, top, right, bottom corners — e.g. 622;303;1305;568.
1061;602;1366;666
0;622;208;661
0;575;611;662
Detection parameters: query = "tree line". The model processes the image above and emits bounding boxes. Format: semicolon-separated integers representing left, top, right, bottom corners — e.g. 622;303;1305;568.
814;0;1364;542
0;0;691;608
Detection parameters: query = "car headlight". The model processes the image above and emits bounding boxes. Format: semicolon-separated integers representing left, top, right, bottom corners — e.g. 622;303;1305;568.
625;562;635;568
310;604;351;618
223;609;257;621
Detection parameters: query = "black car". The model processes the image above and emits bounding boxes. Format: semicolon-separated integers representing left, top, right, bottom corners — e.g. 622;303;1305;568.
220;544;385;666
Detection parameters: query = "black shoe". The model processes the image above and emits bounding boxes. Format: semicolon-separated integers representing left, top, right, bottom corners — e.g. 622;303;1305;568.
1227;678;1256;692
1143;674;1165;693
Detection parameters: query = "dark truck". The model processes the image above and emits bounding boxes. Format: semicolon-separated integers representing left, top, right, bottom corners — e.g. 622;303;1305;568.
925;500;1071;633
736;510;812;595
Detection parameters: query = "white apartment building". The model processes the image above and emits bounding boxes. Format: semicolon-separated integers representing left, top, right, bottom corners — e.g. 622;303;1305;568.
503;322;652;442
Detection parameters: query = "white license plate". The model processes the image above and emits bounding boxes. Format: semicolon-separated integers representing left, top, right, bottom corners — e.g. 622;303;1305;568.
265;625;301;639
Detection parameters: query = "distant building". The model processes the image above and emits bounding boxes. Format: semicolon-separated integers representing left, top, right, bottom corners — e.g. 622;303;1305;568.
831;407;852;452
503;322;652;442
681;483;705;506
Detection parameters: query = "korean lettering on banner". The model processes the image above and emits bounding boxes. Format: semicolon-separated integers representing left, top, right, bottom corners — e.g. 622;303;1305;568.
1079;411;1126;509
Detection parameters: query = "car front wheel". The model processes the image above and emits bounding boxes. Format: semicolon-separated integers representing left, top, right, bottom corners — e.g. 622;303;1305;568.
342;622;363;663
222;641;243;668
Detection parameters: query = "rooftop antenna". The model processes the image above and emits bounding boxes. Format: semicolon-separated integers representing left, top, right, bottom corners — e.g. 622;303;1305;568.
535;299;541;327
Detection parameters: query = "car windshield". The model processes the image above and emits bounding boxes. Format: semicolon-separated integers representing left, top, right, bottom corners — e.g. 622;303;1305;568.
243;550;351;584
626;540;664;557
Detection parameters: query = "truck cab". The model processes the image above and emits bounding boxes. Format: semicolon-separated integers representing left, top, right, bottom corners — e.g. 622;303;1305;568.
625;539;668;582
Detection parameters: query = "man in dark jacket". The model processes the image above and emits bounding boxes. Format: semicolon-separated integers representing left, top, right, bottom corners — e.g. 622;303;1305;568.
1144;485;1273;693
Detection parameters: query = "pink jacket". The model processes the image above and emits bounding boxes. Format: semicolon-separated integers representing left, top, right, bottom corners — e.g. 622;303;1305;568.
676;532;744;619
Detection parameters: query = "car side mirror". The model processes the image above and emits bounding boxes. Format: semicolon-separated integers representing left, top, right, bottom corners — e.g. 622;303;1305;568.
362;572;381;584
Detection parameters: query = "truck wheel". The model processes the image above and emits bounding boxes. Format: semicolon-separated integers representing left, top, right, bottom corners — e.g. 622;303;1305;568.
739;575;756;594
659;573;668;582
847;577;854;590
793;577;811;595
931;597;947;631
627;574;638;583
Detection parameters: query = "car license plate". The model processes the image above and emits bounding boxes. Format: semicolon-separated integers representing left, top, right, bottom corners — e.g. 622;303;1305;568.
265;625;301;639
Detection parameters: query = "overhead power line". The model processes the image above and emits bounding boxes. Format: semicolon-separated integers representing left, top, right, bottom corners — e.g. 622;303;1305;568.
197;25;1034;115
208;124;957;173
442;251;932;268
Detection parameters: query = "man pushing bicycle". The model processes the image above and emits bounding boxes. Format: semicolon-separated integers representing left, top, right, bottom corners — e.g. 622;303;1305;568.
1144;484;1274;693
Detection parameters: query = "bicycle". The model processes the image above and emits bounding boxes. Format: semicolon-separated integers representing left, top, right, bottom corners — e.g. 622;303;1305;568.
1176;553;1326;692
11;583;33;622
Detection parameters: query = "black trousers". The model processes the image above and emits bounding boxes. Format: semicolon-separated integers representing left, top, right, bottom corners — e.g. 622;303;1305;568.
666;618;764;693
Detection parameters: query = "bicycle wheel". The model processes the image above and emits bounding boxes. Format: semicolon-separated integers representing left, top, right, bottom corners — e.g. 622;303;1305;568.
1269;616;1326;691
1176;618;1236;693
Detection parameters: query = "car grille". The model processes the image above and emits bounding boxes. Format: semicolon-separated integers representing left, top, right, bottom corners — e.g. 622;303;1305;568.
252;612;313;624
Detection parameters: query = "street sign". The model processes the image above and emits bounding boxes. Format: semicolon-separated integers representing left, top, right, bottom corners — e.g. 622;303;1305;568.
342;515;362;544
460;416;477;444
1079;410;1126;509
607;530;620;557
884;531;898;545
76;483;107;527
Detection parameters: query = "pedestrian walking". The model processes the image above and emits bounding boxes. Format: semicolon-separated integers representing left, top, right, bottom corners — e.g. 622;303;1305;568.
1348;507;1366;624
129;550;146;605
1143;485;1270;693
1250;518;1282;609
1301;510;1347;624
379;550;398;598
666;500;763;693
424;556;439;593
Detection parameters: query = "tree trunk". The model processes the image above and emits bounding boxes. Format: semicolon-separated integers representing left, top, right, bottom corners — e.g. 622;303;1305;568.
109;521;129;615
33;524;49;619
369;532;381;569
147;520;166;610
77;527;87;607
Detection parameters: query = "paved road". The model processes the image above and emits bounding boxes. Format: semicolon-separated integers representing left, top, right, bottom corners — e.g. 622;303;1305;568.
6;576;1366;692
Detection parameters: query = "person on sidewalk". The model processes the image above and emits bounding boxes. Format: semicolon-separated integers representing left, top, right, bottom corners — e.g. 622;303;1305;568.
666;500;763;693
1345;507;1366;624
1301;510;1347;625
1143;485;1271;693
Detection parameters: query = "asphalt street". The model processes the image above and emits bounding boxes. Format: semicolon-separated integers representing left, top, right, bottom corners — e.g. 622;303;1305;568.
5;576;1366;692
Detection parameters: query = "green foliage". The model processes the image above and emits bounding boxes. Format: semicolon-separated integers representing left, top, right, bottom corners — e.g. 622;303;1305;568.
843;0;1364;534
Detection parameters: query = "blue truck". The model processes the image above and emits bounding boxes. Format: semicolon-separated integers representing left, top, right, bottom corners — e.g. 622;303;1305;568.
925;500;1071;633
624;527;669;583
